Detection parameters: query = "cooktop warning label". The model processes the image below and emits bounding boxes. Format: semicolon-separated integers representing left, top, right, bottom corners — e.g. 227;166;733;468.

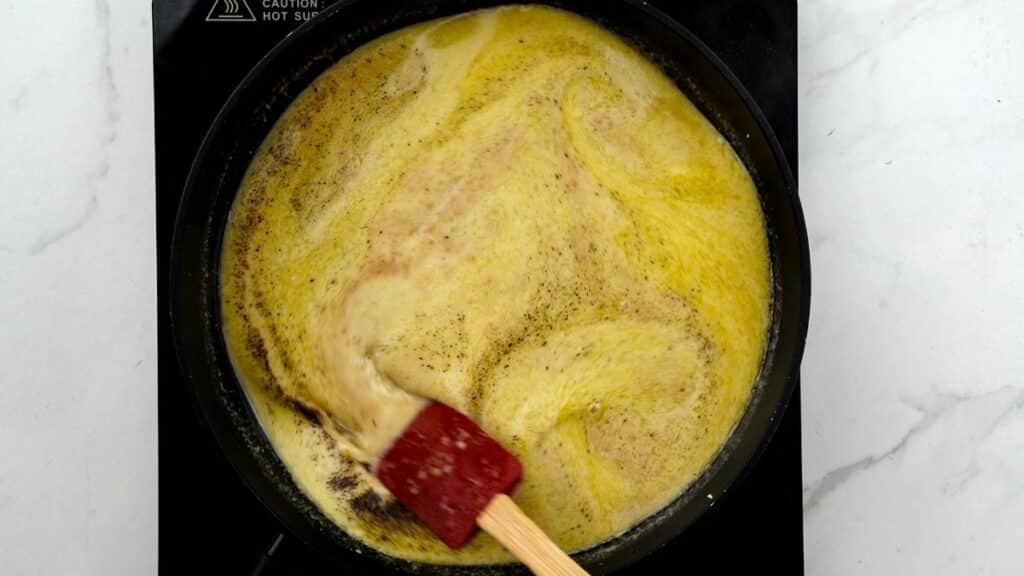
207;0;323;23
206;0;257;22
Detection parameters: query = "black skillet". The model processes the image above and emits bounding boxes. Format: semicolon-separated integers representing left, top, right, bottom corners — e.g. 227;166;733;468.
170;0;810;573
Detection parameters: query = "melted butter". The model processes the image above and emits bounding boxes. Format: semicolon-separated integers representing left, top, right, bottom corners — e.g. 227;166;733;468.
221;5;770;564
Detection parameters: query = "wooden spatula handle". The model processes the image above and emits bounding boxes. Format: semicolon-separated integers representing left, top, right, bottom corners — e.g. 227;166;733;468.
477;494;589;576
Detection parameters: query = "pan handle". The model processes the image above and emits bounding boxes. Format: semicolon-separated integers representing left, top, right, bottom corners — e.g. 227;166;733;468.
250;533;286;576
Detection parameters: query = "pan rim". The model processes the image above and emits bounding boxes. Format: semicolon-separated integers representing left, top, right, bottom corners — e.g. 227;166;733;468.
169;1;809;573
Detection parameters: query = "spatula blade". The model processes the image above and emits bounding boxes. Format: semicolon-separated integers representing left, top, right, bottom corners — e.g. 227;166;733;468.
376;402;523;548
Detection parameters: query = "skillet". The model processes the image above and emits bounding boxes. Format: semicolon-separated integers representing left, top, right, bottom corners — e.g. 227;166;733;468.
170;1;810;573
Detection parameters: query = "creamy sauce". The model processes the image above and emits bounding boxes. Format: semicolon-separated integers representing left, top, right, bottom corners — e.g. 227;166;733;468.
221;5;770;564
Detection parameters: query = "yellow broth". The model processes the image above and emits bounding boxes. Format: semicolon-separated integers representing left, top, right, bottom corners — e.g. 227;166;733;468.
220;5;770;564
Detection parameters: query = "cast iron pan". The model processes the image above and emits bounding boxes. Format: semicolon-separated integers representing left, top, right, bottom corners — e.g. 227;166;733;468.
170;0;810;573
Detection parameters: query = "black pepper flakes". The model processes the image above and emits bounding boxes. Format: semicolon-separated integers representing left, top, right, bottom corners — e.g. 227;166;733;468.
328;473;358;493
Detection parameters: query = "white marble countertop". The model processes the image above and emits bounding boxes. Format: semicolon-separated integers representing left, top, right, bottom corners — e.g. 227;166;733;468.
800;0;1024;573
0;1;1021;574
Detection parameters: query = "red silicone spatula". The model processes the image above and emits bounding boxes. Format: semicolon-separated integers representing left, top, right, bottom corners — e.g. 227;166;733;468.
376;402;588;576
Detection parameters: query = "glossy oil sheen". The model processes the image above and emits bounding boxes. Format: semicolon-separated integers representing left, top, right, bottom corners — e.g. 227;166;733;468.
220;5;769;564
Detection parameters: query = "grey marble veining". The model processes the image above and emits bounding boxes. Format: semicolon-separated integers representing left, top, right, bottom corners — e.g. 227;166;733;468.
0;0;156;574
800;0;1024;573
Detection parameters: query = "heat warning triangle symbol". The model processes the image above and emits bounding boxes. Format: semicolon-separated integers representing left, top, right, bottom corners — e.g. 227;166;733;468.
206;0;257;22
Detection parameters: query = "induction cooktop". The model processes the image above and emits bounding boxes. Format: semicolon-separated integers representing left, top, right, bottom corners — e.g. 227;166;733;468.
154;2;801;573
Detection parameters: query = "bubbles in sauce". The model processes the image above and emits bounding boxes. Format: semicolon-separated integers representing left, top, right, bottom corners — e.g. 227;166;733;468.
221;5;770;565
